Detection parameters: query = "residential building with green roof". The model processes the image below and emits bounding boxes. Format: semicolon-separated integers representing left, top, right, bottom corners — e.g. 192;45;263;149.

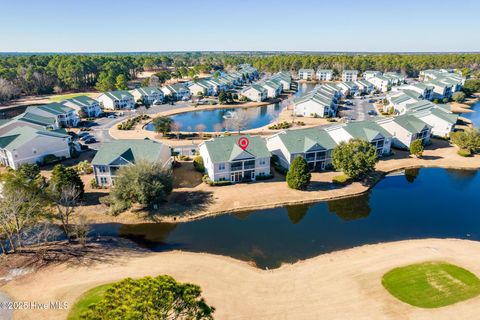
96;90;135;110
61;95;102;118
266;127;337;171
199;135;271;183
160;83;191;101
129;87;164;106
25;102;80;127
0;126;71;169
91;139;172;187
376;114;432;149
241;85;267;102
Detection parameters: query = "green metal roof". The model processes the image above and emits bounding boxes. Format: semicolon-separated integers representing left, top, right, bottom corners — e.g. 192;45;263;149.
64;95;97;107
343;120;392;141
394;114;430;133
102;90;134;100
0;126;69;151
275;127;337;154
16;112;56;126
91;139;169;165
37;102;74;115
202;135;270;163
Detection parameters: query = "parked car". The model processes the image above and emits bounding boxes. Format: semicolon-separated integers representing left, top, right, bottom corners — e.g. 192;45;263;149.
80;134;93;141
107;114;116;119
84;137;96;144
77;131;90;138
369;99;376;103
368;110;377;116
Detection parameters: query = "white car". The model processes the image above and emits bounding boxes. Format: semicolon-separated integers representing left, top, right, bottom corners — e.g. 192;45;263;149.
107;114;116;119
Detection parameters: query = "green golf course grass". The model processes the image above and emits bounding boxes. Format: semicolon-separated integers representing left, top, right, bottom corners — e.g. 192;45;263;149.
67;283;112;320
382;261;480;308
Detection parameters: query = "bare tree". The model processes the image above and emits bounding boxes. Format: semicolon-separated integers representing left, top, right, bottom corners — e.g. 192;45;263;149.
0;188;44;253
50;184;82;242
227;110;251;134
0;78;21;103
171;121;182;139
195;124;207;139
72;215;91;247
213;123;223;136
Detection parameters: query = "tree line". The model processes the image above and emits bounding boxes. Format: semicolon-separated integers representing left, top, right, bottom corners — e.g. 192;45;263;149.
1;53;480;103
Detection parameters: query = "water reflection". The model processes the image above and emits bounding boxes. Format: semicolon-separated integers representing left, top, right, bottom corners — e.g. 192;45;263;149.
405;168;420;183
286;204;309;224
327;193;371;221
90;168;480;269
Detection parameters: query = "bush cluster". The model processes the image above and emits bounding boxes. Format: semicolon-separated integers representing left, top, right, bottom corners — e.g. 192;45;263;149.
202;175;232;186
117;115;150;130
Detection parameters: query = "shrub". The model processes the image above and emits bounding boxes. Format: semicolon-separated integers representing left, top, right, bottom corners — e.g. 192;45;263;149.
79;275;214;320
117;114;151;130
109;160;173;214
332;174;351;185
409;139;424;157
255;173;274;181
179;155;191;161
43;154;59;164
268;121;292;130
90;178;99;189
286;156;311;190
332;139;379;179
457;148;472;157
202;175;232;186
452;91;466;103
193;156;205;172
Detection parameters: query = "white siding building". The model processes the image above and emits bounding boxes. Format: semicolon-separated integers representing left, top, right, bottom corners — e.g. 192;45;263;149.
0;126;72;169
91;139;172;187
241;85;267;102
97;91;135;110
316;69;333;81
199;135;271;183
61;95;102;118
130;87;164;105
342;70;359;82
298;69;315;81
376;115;432;149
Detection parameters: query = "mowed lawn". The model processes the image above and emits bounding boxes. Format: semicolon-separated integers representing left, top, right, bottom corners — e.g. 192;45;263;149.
382;261;480;308
50;92;97;102
67;283;112;320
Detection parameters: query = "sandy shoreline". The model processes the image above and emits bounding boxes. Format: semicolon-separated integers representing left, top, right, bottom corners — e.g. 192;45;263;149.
3;238;480;320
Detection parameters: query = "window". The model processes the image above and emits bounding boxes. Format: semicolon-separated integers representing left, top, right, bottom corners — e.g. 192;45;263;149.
219;163;225;170
259;159;266;165
100;177;108;184
99;166;107;173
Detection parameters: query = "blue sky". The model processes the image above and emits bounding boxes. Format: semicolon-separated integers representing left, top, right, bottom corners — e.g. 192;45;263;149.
1;0;479;52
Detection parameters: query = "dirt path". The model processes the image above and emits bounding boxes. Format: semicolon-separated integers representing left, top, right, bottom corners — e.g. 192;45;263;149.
3;239;480;320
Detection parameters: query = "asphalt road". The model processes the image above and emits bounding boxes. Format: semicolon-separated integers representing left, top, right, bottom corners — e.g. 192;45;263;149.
85;101;193;149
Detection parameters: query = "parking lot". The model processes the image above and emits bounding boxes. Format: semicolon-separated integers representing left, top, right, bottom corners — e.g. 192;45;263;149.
340;94;385;121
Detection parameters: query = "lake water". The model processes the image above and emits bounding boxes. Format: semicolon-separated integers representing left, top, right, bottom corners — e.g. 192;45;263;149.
463;100;480;127
91;168;480;269
145;83;316;132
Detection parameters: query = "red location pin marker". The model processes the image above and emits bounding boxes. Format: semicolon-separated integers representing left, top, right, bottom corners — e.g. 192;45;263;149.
238;137;249;150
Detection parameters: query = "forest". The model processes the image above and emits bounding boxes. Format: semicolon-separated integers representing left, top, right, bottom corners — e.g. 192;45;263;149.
1;53;480;103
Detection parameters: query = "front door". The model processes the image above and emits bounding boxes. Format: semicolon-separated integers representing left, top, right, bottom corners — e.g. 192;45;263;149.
231;172;242;182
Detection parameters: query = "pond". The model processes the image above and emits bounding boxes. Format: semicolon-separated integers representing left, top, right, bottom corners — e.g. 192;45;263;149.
463;100;480;128
91;168;480;269
145;83;316;132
